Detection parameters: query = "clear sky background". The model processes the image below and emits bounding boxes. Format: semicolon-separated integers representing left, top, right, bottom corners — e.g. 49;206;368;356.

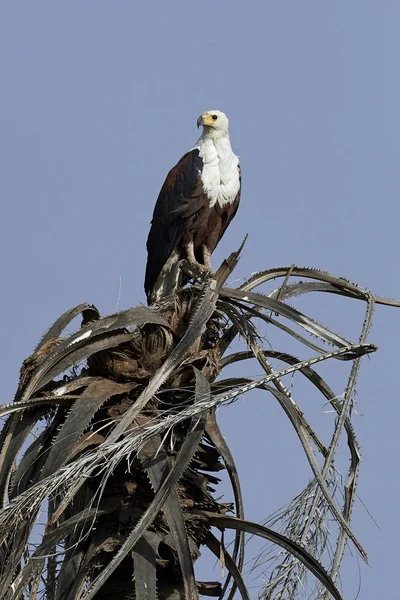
1;2;399;598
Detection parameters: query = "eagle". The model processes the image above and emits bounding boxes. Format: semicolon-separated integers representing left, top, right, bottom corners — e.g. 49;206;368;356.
144;110;241;304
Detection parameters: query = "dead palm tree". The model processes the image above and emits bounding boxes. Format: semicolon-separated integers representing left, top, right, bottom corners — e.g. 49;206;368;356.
0;244;397;599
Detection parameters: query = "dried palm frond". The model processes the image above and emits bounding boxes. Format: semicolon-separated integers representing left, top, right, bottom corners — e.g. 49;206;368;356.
1;245;398;600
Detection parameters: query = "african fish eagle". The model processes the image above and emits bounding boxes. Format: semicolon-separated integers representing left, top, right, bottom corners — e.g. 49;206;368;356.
144;110;241;304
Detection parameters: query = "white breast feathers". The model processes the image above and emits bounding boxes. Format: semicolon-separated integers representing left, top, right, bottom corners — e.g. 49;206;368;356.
194;137;240;208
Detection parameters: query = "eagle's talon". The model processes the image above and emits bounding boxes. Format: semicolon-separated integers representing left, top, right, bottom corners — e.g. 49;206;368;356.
193;262;214;279
197;267;214;285
192;262;210;274
181;260;212;283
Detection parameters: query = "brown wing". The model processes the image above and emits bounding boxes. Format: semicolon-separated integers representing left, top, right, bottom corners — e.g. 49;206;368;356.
144;149;206;300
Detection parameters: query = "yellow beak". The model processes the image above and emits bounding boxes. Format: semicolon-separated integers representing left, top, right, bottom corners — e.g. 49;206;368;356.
197;113;215;128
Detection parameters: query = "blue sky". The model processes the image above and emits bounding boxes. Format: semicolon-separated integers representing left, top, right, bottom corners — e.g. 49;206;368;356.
1;2;399;598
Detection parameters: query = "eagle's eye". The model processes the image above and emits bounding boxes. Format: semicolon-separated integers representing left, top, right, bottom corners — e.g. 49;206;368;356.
212;115;218;121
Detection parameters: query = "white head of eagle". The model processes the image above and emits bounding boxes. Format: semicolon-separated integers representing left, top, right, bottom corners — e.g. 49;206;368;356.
144;110;241;304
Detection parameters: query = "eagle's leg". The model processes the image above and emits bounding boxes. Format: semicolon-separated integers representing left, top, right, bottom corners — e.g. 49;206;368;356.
201;244;212;271
185;240;202;269
184;239;210;277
